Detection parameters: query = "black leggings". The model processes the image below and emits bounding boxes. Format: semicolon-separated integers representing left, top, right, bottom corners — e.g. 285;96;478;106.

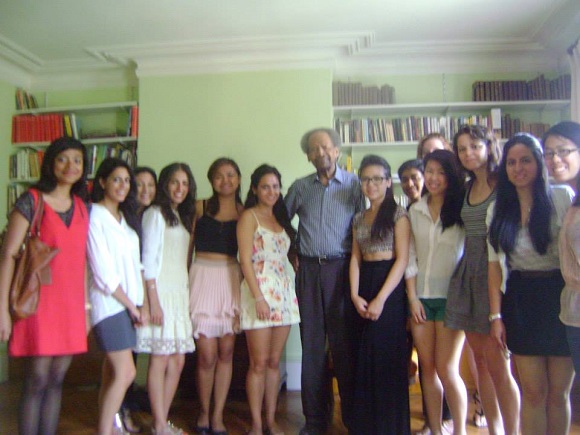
19;355;72;435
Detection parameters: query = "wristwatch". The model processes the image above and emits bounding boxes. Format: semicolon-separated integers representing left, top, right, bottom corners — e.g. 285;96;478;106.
488;313;502;322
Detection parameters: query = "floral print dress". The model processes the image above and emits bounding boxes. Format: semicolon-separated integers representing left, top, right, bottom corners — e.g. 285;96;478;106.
240;213;300;330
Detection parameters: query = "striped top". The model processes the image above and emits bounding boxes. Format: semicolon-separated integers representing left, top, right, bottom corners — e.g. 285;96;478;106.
285;165;365;257
461;185;496;238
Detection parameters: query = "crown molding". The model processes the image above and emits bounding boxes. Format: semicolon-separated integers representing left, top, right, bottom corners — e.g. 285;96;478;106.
0;58;32;88
335;38;567;76
86;33;371;77
0;30;572;89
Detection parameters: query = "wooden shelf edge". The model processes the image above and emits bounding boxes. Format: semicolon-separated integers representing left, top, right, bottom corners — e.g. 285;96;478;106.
14;101;138;115
12;136;138;148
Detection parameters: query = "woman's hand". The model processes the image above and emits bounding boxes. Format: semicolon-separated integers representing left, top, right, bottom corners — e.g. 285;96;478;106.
351;294;368;318
490;319;507;350
138;306;150;327
0;310;12;342
129;305;142;326
255;299;271;321
366;297;386;321
149;300;164;326
409;298;426;324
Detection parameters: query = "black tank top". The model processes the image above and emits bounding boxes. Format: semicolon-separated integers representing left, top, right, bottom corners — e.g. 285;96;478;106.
194;214;238;256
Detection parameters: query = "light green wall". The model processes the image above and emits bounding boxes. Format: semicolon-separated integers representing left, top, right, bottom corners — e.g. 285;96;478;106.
139;69;333;363
138;69;331;199
0;79;14;382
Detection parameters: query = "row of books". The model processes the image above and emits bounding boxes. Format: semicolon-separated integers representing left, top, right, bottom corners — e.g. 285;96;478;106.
9;149;44;180
15;89;39;110
12;114;67;143
12;106;139;144
501;115;549;140
9;142;137;182
472;74;571;102
333;81;396;106
7;184;27;212
334;115;492;144
86;143;137;179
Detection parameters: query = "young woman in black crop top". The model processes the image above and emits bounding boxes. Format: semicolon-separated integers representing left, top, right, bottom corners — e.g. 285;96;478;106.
189;158;244;435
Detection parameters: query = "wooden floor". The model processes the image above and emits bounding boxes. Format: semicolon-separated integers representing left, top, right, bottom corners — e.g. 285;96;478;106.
2;379;580;434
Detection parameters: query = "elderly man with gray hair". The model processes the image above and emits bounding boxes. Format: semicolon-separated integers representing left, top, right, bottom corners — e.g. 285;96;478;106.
286;127;365;435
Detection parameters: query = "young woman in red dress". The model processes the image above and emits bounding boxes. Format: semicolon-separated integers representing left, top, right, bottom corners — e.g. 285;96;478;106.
0;137;90;435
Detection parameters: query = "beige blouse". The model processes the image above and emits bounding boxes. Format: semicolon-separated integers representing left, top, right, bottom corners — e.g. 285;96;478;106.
559;205;580;327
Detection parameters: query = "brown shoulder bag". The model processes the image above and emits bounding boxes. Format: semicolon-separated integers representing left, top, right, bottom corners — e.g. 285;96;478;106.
10;192;60;320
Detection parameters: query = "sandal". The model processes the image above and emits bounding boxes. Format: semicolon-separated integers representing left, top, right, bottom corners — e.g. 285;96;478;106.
472;391;488;428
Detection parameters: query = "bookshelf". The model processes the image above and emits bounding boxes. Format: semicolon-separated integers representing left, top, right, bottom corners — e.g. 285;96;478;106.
334;100;570;145
334;99;571;183
8;101;139;210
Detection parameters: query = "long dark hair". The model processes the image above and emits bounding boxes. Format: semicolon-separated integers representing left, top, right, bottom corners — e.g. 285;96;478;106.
155;163;196;233
134;166;158;184
205;158;243;216
359;155;397;240
91;158;141;238
489;133;552;255
452;124;501;181
244;164;296;243
34;136;89;201
422;149;465;231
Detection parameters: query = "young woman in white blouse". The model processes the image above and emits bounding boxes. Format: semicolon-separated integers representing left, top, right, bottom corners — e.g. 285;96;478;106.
407;149;467;435
87;158;145;435
136;163;197;435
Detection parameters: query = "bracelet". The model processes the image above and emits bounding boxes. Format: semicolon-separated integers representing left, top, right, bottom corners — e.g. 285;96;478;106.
147;284;156;290
85;303;92;311
408;297;419;303
255;296;265;303
488;313;502;322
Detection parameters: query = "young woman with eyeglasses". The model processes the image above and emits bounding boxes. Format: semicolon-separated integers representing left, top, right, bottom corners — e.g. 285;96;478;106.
349;155;411;434
542;121;580;195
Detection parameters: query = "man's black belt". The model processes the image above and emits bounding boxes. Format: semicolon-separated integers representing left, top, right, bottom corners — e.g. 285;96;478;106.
299;254;349;265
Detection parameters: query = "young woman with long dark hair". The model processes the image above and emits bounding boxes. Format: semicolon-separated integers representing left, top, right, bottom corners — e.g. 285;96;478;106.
189;158;243;435
237;164;300;435
488;133;574;435
87;157;145;435
136;163;197;435
445;125;520;434
0;136;90;435
350;155;411;434
407;149;467;435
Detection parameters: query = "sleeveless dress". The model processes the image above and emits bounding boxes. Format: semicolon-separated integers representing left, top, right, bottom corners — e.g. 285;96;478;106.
240;212;300;330
136;213;195;355
445;187;496;334
10;189;89;357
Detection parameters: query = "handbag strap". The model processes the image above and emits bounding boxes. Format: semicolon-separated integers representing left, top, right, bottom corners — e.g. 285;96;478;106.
29;191;45;237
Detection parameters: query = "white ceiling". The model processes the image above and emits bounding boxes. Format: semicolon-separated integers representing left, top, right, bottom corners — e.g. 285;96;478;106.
0;0;579;90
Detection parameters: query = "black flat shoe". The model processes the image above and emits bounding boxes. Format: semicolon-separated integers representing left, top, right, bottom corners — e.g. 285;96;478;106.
193;426;211;435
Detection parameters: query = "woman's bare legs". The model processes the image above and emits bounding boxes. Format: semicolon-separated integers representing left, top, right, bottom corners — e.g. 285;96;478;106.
97;349;136;435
